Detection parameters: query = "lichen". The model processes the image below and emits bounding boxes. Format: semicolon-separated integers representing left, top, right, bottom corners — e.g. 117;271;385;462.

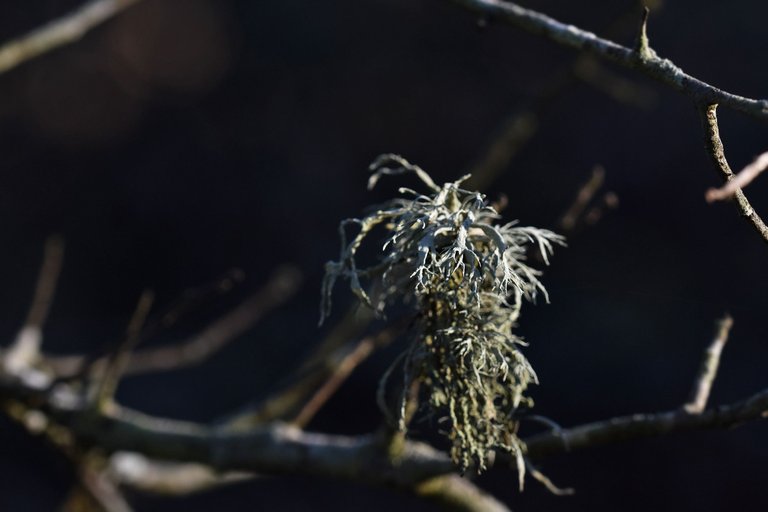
321;154;564;480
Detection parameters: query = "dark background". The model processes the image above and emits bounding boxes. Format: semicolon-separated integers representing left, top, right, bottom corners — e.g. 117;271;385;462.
0;0;766;510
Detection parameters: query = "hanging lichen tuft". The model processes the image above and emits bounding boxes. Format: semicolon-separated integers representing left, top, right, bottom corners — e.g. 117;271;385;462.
320;154;564;483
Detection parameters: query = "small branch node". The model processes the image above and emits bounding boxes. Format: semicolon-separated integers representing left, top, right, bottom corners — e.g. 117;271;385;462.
634;6;655;61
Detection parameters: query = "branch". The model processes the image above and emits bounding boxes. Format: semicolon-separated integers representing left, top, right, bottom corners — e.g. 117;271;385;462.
0;364;514;512
292;325;399;428
107;452;252;496
684;315;733;414
449;0;768;243
93;290;154;409
414;475;511;512
48;265;302;378
4;236;65;376
559;166;605;232
448;0;768;118
524;386;768;459
699;104;768;243
706;151;768;203
0;0;145;75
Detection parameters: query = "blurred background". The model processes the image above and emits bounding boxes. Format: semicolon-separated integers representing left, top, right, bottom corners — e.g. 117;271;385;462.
0;0;766;510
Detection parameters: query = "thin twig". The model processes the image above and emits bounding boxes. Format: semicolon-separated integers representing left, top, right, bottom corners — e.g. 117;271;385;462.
78;466;135;512
4;236;65;375
706;151;768;203
0;0;145;75
292;326;399;428
559;166;605;232
222;307;376;429
108;452;253;496
93;290;154;409
684;315;733;414
49;266;302;378
699;104;768;243
414;474;511;512
524;386;768;459
524;460;574;496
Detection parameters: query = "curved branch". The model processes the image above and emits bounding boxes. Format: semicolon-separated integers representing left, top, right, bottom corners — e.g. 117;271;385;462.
699;104;768;243
449;0;768;118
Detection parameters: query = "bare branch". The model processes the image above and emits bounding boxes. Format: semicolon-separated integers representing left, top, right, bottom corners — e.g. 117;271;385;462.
108;452;252;496
448;1;768;118
4;236;65;375
223;307;376;429
699;104;768;243
49;265;302;378
93;290;154;409
559;166;605;232
706;151;768;203
524;386;768;459
78;466;135;512
0;0;145;75
414;474;511;512
292;325;400;428
524;460;574;496
684;315;733;414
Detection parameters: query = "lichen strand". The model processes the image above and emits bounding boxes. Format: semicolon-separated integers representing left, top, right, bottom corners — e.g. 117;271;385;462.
321;154;564;475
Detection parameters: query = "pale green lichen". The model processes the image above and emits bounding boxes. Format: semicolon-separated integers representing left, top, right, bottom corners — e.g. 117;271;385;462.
321;154;564;481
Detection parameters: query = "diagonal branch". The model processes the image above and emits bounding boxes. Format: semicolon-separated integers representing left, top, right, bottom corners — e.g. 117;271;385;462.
0;0;145;75
448;0;768;118
4;236;65;376
684;314;733;414
48;266;302;378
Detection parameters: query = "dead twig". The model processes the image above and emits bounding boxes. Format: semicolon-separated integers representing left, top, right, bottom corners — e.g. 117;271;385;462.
92;290;154;410
684;315;733;414
559;166;605;232
4;236;65;376
292;326;400;428
49;266;302;378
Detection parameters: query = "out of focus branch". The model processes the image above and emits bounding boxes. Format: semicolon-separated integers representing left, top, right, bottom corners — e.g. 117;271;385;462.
4;236;64;376
93;290;154;409
48;266;302;378
559;166;605;232
292;325;400;428
108;452;252;496
0;0;145;75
